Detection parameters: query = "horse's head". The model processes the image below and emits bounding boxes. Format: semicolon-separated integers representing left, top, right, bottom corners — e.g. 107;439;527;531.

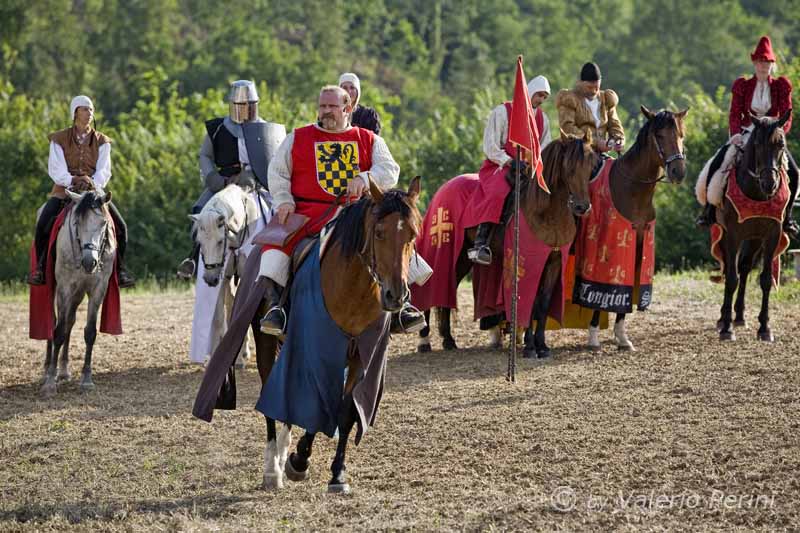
367;176;422;312
746;110;791;197
189;209;235;287
66;190;113;274
547;131;597;216
640;106;688;184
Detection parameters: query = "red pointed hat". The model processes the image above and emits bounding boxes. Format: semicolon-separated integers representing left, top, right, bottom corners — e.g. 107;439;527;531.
751;36;776;62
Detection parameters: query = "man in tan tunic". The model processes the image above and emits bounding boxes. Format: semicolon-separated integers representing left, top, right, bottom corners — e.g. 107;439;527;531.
556;62;625;153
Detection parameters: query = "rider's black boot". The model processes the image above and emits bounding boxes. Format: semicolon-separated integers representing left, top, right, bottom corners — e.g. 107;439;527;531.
695;204;716;228
468;223;495;265
259;279;286;337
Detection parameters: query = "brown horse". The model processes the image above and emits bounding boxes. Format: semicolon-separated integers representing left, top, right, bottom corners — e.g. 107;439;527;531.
256;177;422;493
714;111;791;342
417;135;595;358
585;106;688;350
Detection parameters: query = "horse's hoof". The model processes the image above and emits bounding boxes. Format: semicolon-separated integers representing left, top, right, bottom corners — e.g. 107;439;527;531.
733;319;747;328
57;372;71;382
719;330;736;341
536;348;552;361
442;338;458;351
80;381;96;393
285;454;309;482
262;473;284;490
417;343;432;353
521;348;536;359
716;320;724;333
327;482;351;494
617;343;635;352
757;330;774;342
40;382;57;397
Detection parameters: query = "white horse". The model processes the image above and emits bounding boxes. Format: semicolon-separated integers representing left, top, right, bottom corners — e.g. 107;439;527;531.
189;184;267;366
42;190;116;395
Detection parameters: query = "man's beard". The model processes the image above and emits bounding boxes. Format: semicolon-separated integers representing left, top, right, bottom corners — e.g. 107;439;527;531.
320;114;341;130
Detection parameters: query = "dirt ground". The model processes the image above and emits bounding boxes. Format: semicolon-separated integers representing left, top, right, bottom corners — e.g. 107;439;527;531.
1;276;799;532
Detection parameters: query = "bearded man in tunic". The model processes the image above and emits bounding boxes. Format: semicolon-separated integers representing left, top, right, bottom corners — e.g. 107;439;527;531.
258;85;428;336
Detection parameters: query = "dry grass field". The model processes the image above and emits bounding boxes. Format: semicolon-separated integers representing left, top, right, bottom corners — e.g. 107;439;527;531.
1;273;799;531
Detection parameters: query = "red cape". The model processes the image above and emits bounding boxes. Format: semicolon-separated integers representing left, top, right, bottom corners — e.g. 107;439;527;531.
29;206;122;340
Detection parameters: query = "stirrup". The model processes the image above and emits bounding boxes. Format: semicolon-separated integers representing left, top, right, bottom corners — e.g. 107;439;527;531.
260;305;287;337
467;245;492;266
394;303;427;334
176;258;196;280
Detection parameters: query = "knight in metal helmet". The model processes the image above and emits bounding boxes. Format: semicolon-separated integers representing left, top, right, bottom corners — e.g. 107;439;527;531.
228;80;260;124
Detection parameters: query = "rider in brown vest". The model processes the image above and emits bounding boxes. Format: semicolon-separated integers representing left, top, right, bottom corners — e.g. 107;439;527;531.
29;95;135;288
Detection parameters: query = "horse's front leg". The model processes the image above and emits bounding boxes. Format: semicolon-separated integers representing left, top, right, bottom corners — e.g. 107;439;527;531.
437;307;457;351
328;393;358;494
613;313;634;351
719;235;739;340
79;290;104;392
588;311;602;350
524;252;561;360
756;237;779;342
733;240;757;327
251;310;288;489
285;431;316;482
42;290;78;396
263;417;293;490
417;309;432;353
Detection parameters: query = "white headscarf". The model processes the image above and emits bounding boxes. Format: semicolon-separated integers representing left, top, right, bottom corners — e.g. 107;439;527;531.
527;75;551;96
70;95;94;120
338;72;361;106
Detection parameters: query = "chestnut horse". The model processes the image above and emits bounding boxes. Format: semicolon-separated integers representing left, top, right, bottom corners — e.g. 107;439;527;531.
257;177;422;493
417;135;596;358
715;111;791;342
585;106;688;350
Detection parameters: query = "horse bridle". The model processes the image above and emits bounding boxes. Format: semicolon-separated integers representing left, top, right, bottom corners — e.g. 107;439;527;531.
621;127;685;185
199;198;250;271
69;205;111;270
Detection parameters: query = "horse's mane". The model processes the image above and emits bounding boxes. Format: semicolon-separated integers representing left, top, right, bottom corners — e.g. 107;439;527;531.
198;185;248;230
523;137;592;208
329;189;418;260
623;110;683;162
74;191;106;218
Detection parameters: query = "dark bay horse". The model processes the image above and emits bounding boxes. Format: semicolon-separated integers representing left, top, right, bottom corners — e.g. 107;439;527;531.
715;111;792;342
585;106;688;350
257;177;422;493
417;135;595;358
42;190;116;395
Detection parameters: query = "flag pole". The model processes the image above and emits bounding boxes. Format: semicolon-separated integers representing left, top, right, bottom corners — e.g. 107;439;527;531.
507;145;521;383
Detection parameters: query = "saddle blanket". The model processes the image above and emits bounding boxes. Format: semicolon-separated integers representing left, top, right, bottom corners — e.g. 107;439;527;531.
573;159;655;314
472;210;570;327
411;174;479;311
710;169;790;287
256;241;390;443
29;205;121;340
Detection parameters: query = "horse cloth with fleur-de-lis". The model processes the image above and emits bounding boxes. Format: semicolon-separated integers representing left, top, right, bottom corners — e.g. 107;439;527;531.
573;159;656;314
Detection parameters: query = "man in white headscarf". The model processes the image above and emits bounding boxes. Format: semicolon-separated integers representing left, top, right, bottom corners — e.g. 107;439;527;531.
30;95;135;287
468;75;553;264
